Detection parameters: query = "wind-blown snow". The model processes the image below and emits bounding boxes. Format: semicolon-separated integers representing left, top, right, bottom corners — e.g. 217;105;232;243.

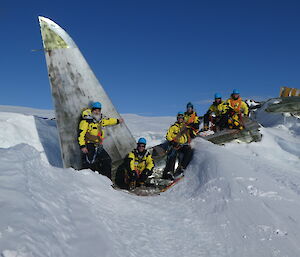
0;105;300;257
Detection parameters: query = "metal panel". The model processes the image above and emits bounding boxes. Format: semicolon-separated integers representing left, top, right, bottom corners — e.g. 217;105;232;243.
39;16;136;169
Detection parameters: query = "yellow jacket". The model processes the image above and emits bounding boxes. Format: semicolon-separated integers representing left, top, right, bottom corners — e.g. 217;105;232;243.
128;150;154;173
166;122;189;145
184;111;200;137
78;109;119;147
207;100;228;116
226;97;249;115
184;111;200;126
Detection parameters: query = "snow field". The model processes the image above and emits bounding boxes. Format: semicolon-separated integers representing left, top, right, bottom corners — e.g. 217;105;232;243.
0;106;300;257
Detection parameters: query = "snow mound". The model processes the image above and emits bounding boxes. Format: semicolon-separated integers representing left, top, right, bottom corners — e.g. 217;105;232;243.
0;106;300;257
0;105;54;119
0;111;62;167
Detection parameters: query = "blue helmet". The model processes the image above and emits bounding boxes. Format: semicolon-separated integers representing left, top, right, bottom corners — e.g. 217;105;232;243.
232;89;240;94
137;137;147;145
214;93;222;99
91;102;102;109
186;102;193;109
177;111;184;118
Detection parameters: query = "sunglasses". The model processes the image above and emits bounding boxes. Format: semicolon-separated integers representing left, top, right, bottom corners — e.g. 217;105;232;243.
137;144;146;148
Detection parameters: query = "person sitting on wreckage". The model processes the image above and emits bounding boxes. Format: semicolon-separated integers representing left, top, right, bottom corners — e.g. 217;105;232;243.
116;138;154;190
78;101;123;180
162;112;193;180
184;102;200;139
203;93;229;132
225;89;249;130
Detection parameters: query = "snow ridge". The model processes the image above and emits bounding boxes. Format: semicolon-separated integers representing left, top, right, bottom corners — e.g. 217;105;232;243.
0;106;300;257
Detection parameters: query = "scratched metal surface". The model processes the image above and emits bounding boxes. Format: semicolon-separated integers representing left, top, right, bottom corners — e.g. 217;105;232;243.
39;16;136;170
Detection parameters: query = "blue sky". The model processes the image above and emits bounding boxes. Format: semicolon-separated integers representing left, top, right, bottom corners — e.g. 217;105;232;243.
1;0;300;116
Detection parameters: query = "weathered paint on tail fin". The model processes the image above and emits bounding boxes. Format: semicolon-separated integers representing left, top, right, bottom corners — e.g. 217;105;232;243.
38;16;136;170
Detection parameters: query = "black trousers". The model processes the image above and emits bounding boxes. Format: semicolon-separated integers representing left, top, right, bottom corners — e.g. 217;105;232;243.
163;144;193;177
81;143;112;180
115;160;151;189
127;169;150;183
203;113;228;131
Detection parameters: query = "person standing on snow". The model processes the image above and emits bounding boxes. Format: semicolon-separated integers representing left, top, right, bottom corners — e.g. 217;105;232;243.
226;89;249;130
203;93;228;131
162;112;193;180
116;138;154;190
78;101;123;180
184;102;200;139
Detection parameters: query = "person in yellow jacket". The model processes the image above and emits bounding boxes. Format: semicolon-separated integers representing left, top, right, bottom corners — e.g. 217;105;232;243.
184;102;200;139
162;112;193;180
116;138;154;190
78;101;123;179
203;93;229;131
226;89;249;130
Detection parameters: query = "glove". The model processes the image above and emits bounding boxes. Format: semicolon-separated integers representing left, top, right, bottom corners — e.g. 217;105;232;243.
171;141;180;148
139;169;152;181
129;170;138;180
143;169;152;177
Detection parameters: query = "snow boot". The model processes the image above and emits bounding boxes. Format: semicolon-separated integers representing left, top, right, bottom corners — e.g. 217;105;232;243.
173;167;184;179
129;181;136;191
162;172;174;180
